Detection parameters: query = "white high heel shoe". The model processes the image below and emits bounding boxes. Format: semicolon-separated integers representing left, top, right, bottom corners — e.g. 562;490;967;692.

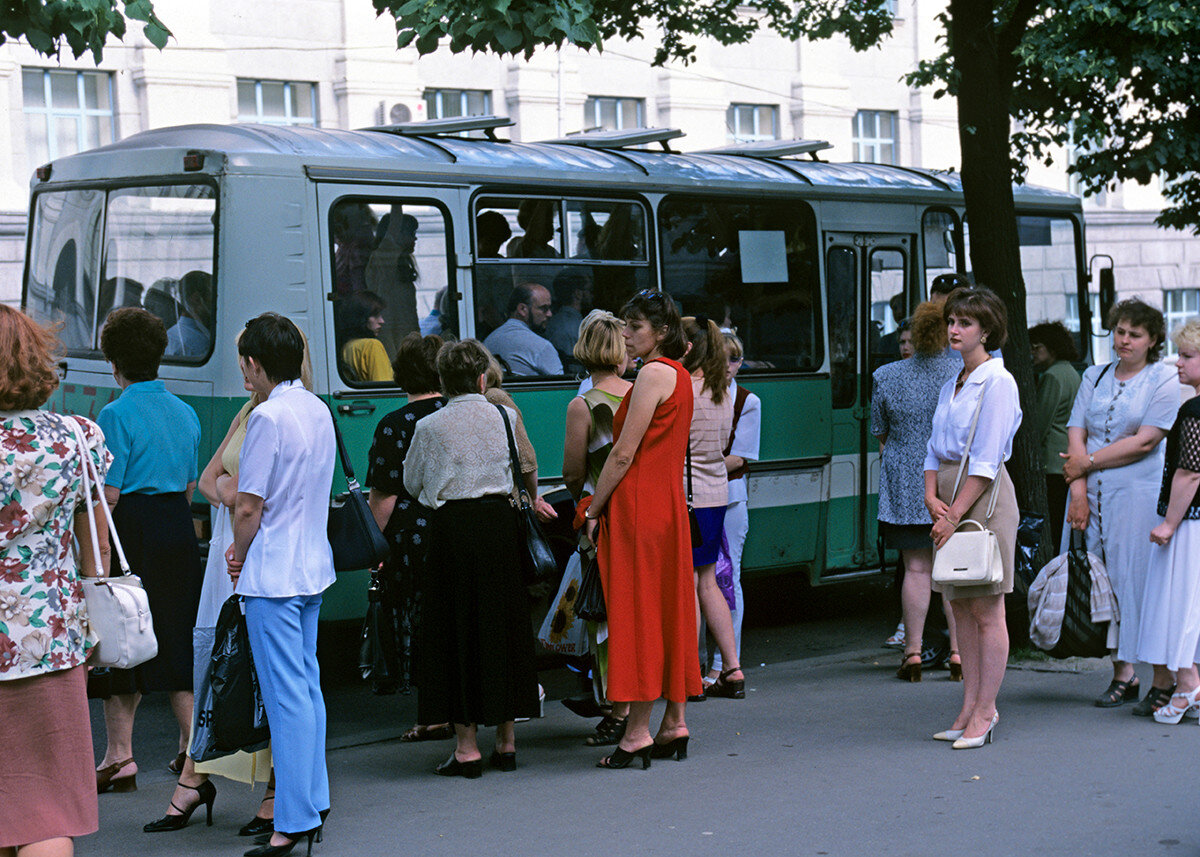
934;711;998;742
952;721;996;749
1153;687;1200;725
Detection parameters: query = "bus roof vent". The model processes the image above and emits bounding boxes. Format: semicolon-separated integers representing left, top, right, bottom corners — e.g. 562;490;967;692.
546;127;685;152
368;115;515;140
697;139;833;161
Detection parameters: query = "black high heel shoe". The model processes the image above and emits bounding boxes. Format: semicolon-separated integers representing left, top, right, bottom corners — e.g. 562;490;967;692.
596;743;652;769
244;827;319;857
239;787;275;837
489;749;517;772
256;810;327;847
435;753;483;779
649;735;689;761
705;667;745;699
143;780;216;832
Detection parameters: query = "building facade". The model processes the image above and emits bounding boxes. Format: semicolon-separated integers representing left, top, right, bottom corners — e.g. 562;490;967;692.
2;0;1197;350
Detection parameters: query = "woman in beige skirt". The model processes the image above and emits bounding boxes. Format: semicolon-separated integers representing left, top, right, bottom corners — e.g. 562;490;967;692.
922;287;1022;750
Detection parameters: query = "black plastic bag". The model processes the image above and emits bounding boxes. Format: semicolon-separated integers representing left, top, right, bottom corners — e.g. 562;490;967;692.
359;569;400;690
1014;511;1046;593
575;546;606;623
210;595;270;753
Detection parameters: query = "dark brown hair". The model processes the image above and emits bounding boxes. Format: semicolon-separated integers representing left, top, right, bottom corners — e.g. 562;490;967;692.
0;305;61;410
437;339;491;397
619;289;686;360
909;300;949;356
100;306;168;382
1028;320;1080;362
392;332;443;393
1107;298;1166;362
682;316;728;404
942;286;1008;350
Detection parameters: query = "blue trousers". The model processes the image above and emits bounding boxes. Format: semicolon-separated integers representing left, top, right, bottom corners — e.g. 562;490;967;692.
244;595;328;834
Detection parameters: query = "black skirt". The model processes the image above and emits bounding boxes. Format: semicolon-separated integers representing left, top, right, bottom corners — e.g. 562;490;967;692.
416;495;540;726
87;492;203;697
879;521;933;551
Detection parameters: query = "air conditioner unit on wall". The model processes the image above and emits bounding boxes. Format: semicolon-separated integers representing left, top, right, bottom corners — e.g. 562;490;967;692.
375;101;426;126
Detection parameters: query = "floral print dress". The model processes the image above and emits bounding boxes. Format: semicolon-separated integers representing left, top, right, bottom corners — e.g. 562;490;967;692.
0;410;110;681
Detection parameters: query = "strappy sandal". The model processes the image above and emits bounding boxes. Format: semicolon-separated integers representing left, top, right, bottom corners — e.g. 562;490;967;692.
706;667;746;699
896;652;922;682
584;715;627;746
947;651;963;682
1094;677;1139;708
400;723;454;743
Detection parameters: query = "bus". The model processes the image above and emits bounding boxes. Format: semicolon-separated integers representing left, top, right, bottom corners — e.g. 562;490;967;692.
21;116;1099;620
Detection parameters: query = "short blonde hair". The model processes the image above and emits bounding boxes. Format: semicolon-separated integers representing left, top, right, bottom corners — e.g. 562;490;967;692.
1172;319;1200;354
723;331;744;361
484;353;505;390
573;310;625;373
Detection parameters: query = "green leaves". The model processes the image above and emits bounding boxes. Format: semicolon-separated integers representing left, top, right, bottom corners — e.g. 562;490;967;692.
0;0;171;61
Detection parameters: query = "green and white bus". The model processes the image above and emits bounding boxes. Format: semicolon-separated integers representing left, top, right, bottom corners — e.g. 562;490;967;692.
22;117;1097;620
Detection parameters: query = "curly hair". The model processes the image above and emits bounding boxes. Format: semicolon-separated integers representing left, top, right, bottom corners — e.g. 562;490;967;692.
0;305;61;410
1107;298;1166;362
908;300;949;356
100;307;167;382
438;339;491;398
1173;319;1200;355
391;332;442;394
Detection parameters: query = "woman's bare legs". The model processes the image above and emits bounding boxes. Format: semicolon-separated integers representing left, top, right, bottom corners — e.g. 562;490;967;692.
98;693;140;776
899;548;933;660
452;723;481;763
949;594;1008;739
162;756;209;817
167;691;194;755
654;700;688;744
2;838;73;857
605;700;653;760
944;594;961;665
949;599;979;730
495;721;516;754
695;566;742;680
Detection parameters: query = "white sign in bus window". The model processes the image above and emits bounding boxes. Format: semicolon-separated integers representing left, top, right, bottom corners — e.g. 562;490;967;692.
738;230;788;283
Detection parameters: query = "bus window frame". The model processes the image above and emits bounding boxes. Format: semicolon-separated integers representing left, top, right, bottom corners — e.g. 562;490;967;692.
920;205;965;295
24;176;221;365
656;191;824;376
325;192;457;391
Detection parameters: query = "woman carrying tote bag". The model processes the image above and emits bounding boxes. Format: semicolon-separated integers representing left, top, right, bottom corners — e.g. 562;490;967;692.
922;287;1022;750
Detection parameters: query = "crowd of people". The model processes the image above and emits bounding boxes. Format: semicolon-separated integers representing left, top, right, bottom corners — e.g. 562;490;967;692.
2;277;1199;854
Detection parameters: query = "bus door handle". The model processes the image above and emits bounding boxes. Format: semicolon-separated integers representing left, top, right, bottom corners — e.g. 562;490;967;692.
336;401;376;416
58;360;68;379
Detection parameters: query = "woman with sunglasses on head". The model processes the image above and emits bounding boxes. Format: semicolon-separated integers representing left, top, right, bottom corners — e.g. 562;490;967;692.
583;290;702;768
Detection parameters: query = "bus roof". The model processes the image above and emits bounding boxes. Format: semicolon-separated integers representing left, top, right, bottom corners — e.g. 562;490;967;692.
40;122;1078;207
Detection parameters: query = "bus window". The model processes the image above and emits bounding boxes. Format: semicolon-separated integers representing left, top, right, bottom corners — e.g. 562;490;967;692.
25;184;216;357
102;185;217;363
826;246;857;408
329;199;452;386
922;209;960;295
867;247;907;376
472;196;651;377
658;196;821;371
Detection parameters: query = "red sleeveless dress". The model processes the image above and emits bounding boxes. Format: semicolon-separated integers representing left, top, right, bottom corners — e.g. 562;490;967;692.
598;357;702;703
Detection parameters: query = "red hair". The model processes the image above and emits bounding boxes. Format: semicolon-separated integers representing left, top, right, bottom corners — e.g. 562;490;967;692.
0;305;61;410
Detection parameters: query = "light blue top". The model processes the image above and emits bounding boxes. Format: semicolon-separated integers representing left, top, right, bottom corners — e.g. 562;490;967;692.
165;316;212;357
97;379;201;494
482;318;563;376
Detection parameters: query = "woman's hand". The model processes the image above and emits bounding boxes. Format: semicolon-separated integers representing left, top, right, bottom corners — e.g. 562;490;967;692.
924;493;949;522
225;544;243;581
1150;521;1176;546
533;495;558;523
1066;493;1090;531
584;516;599;547
1059;450;1091;483
930;513;959;550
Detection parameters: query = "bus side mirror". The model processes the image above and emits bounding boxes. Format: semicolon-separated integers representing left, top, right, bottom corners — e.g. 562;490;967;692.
1098;268;1115;328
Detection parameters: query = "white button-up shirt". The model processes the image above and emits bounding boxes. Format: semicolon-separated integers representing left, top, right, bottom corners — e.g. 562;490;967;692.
924;357;1022;480
236;380;336;598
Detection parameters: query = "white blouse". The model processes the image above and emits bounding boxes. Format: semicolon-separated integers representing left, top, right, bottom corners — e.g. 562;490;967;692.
923;357;1022;479
403;394;517;509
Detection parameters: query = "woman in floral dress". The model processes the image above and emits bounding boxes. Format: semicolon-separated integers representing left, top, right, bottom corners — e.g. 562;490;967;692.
0;304;111;857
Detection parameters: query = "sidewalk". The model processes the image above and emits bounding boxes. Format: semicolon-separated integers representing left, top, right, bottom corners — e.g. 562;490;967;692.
81;647;1197;857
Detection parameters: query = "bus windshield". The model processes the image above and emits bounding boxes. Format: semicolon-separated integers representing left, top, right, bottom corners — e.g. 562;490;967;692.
24;183;217;361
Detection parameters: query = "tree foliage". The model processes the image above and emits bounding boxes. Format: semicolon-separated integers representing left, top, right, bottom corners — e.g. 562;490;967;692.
0;0;171;62
372;0;892;66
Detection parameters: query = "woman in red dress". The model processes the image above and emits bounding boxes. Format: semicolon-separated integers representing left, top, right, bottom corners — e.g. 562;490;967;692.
584;290;701;769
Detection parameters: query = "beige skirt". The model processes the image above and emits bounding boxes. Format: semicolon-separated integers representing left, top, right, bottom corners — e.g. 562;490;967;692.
931;460;1018;601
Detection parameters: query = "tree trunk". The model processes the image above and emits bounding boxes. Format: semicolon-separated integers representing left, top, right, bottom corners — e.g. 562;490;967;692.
949;2;1051;609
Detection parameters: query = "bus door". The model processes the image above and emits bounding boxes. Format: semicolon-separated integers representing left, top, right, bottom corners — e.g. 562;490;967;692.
822;232;913;574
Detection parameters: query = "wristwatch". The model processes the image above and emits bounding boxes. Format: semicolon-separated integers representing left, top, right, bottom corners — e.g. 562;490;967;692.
1088;453;1095;469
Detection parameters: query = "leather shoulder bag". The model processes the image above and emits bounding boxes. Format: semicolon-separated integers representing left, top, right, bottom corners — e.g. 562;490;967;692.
931;380;1004;586
326;409;391;573
495;404;559;586
69;417;159;670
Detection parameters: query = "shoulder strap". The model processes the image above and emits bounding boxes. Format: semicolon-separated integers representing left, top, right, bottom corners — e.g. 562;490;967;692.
323;401;360;491
68;416;130;578
723;384;750;457
494;404;530;509
1094;361;1114;388
948;379;1002;522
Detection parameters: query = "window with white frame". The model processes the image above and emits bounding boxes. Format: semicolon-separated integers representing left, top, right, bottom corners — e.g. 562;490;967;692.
23;69;115;165
852;110;898;164
584;96;645;131
424;88;492;120
236;80;316;126
1165;289;1200;356
727;104;779;143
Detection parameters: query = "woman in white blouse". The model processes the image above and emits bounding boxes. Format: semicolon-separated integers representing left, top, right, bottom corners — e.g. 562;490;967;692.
923;287;1022;750
402;339;541;778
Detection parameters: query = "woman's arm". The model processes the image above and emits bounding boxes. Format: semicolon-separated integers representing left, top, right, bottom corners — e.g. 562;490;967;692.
1061;425;1168;482
1150;468;1200;545
198;412;241;507
368;489;397;533
562;396;591;499
584;362;675;541
930;474;992;549
74;500;112;578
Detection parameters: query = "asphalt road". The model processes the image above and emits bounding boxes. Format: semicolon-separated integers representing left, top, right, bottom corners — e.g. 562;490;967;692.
80;577;1197;856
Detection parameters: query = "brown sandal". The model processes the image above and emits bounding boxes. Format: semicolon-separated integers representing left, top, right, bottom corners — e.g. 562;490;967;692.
896;652;922;682
400;723;454;742
97;758;136;793
948;651;963;682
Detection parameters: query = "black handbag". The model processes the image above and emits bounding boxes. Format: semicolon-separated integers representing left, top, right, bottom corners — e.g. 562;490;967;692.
1045;532;1110;660
495;404;559;586
327;412;391;573
685;443;702;549
574;544;606;623
358;569;400;688
209;595;270;753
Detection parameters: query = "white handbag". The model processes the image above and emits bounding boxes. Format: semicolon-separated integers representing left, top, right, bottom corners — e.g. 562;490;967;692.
931;380;1004;586
69;418;159;670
